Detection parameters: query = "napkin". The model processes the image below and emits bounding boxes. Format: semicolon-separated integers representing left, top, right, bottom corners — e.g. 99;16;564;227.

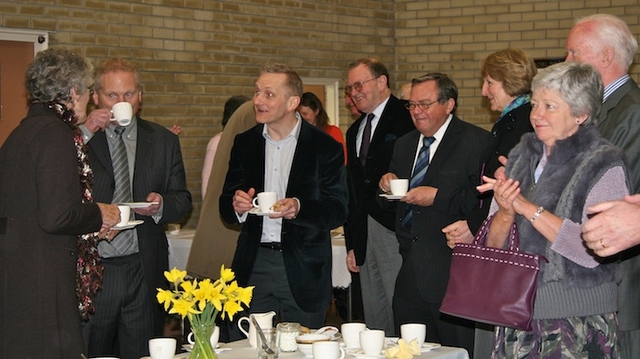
383;339;421;359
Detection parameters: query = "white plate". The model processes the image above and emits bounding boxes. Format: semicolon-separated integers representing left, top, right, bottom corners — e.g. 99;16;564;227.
119;201;159;208
379;194;404;200
111;219;144;230
421;343;441;352
248;207;281;216
182;343;225;352
346;349;385;358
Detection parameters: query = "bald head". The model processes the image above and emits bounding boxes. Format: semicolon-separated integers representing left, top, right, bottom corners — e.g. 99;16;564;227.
565;14;637;86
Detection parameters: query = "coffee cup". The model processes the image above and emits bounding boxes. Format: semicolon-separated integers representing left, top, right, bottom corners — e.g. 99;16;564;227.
390;179;409;196
312;341;345;359
296;334;330;358
340;322;366;348
117;205;130;226
359;329;385;356
187;325;220;349
148;338;176;359
400;323;426;347
111;102;133;127
252;191;278;213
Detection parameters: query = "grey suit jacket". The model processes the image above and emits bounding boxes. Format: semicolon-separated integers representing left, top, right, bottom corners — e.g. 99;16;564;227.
597;78;640;331
391;116;495;302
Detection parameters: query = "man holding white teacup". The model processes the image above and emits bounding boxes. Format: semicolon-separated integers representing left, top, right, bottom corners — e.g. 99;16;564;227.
220;63;348;329
379;73;494;355
80;58;192;359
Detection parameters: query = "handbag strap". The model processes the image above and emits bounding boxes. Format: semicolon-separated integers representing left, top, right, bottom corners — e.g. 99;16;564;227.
473;214;519;251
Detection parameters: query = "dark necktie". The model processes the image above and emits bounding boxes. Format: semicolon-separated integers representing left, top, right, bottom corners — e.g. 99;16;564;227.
110;126;135;254
402;136;436;230
359;113;375;166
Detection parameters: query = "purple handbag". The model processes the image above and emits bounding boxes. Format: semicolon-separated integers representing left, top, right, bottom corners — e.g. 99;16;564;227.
440;215;546;331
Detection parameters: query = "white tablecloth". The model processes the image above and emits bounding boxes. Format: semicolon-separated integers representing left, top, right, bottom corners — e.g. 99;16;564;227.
167;230;351;288
209;339;469;359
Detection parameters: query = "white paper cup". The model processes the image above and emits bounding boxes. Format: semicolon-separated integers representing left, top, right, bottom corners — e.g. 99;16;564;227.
340;322;366;348
252;191;278;213
390;179;409;196
111;102;133;127
400;323;426;347
359;329;385;355
148;338;176;359
117;205;130;226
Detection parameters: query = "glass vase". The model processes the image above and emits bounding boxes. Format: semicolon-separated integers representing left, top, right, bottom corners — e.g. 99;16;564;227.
189;322;217;359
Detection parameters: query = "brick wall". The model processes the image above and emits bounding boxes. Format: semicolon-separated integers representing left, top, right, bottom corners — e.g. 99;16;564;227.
395;0;640;129
1;0;638;228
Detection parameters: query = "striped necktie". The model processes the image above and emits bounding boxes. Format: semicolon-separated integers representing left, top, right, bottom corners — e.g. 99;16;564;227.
402;136;435;230
110;126;135;254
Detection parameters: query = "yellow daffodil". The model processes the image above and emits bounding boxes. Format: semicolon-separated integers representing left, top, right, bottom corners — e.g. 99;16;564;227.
156;289;175;311
169;297;200;318
157;265;252;327
219;265;235;283
237;286;254;306
164;267;187;287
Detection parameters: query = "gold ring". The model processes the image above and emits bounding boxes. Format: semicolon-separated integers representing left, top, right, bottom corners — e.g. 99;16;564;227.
600;238;606;249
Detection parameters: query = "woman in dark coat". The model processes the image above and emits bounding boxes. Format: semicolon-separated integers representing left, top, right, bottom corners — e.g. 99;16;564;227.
0;48;120;359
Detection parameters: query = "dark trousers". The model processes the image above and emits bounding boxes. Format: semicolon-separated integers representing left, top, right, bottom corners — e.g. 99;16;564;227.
248;247;325;328
393;256;475;357
83;254;154;359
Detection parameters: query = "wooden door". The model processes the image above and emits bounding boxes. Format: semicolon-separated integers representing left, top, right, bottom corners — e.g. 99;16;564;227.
0;40;32;147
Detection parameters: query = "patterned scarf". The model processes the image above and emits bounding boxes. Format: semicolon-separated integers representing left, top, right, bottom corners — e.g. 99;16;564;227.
42;102;103;320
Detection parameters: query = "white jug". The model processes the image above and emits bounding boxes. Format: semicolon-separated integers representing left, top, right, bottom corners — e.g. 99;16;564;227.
237;311;276;348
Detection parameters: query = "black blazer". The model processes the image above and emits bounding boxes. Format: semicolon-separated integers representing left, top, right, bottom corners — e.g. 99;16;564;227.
220;120;348;313
87;118;192;330
344;95;414;264
391;116;495;302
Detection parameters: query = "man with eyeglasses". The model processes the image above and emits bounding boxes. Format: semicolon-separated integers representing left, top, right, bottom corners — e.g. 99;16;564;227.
344;58;414;336
378;73;494;355
80;58;192;359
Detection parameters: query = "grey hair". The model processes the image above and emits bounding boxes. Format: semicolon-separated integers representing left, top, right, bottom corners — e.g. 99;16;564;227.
531;61;603;121
24;47;93;104
575;14;638;69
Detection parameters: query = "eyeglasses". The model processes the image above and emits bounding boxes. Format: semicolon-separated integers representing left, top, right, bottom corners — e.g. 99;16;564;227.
405;99;440;111
345;77;379;94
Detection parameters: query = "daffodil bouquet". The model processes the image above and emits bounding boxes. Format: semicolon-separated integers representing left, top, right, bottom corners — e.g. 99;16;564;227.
157;265;253;358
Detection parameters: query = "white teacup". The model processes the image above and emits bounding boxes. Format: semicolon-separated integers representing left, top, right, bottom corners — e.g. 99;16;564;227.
359;329;385;356
111;101;133;127
296;334;330;358
340;322;366;348
117;205;130;226
252;191;278;213
390;179;409;196
313;341;345;359
187;325;220;349
400;323;426;347
148;338;176;359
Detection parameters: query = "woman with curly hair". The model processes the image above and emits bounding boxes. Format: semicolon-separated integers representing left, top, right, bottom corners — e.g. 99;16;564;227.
0;48;120;359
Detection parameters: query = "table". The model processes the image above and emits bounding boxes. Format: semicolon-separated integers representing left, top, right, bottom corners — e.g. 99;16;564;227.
166;229;351;288
212;339;469;359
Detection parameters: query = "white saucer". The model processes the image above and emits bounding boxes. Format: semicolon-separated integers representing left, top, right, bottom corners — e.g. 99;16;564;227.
379;194;404;200
119;201;159;208
248;207;281;216
346;349;385;358
421;343;441;352
182;343;225;352
111;219;144;230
